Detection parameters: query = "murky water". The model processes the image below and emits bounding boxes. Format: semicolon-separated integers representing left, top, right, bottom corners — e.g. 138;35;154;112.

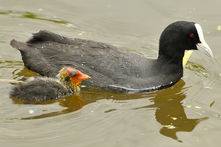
0;0;221;146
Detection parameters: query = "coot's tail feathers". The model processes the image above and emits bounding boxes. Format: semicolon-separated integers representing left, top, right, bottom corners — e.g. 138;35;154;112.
27;30;73;45
10;39;29;52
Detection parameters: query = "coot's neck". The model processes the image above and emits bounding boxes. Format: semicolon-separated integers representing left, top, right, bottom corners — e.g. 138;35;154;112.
156;45;184;76
157;52;184;65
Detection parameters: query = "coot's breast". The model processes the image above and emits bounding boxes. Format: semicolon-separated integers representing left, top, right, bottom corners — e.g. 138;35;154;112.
19;41;157;86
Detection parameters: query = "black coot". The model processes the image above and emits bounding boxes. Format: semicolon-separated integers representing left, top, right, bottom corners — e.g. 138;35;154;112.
10;67;90;103
10;21;213;92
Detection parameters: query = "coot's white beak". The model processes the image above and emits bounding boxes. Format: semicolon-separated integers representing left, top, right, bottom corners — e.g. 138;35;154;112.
195;23;214;58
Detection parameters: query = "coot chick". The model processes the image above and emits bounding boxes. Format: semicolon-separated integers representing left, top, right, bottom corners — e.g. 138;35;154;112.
10;21;214;92
10;67;90;103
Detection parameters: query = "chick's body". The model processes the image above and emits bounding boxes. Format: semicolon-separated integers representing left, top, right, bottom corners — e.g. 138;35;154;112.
10;67;90;103
10;77;71;102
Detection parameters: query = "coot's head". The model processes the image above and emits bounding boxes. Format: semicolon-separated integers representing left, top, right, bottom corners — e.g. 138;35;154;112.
57;67;90;90
158;21;213;61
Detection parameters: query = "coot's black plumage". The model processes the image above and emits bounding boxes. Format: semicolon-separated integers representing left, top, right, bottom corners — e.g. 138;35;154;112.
10;67;90;103
10;21;213;92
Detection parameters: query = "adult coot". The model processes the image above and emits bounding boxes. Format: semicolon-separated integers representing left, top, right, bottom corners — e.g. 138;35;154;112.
10;67;90;103
10;21;213;92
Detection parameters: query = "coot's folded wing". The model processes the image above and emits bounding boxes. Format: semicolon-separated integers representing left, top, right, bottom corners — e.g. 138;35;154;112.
11;30;152;89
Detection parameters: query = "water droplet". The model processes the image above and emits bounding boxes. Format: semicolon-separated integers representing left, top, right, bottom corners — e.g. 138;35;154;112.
217;25;221;31
195;106;201;109
78;31;85;36
186;105;191;108
171;117;177;120
66;23;74;28
28;109;34;114
165;125;176;129
38;8;43;11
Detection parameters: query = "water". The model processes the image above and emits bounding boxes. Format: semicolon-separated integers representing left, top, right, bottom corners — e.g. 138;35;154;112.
0;0;221;146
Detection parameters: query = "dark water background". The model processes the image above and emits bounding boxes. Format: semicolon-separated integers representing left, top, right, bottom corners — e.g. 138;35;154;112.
0;0;221;146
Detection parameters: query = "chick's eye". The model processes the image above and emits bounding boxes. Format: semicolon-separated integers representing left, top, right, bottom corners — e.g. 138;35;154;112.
188;33;195;39
68;70;77;77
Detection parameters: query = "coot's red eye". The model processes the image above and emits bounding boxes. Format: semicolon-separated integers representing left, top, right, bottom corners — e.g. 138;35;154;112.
189;33;195;39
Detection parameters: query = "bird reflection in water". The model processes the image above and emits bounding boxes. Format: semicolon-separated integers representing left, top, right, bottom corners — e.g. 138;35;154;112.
17;95;86;120
12;68;208;141
12;68;142;120
136;80;208;142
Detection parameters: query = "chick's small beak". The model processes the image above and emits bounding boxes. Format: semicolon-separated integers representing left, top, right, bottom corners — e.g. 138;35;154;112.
71;70;90;86
77;71;91;81
195;23;214;58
